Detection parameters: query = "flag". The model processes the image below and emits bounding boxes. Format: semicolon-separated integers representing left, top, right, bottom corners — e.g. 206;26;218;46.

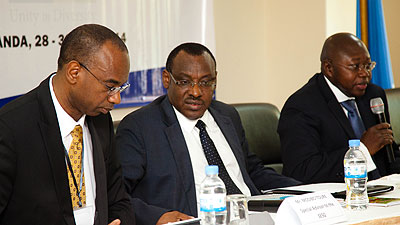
356;0;394;89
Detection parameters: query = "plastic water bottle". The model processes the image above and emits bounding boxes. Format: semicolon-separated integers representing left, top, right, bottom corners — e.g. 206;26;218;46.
199;165;227;225
344;139;368;210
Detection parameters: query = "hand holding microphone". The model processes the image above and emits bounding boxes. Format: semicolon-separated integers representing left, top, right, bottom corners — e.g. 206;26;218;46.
369;97;395;163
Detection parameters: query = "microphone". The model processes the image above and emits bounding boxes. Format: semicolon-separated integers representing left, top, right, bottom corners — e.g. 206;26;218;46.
370;97;395;163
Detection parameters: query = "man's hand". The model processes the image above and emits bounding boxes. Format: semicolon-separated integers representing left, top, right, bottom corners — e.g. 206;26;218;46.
156;211;193;225
361;123;394;155
108;219;121;225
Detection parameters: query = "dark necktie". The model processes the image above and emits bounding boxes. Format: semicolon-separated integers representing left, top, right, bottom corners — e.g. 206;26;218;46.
196;120;242;195
341;99;366;139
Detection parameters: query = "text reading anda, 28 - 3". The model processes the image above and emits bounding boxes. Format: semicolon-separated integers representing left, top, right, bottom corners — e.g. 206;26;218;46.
0;33;126;50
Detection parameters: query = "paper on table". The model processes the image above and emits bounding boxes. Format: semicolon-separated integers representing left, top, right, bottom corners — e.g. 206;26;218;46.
248;211;274;225
263;175;400;195
369;197;400;207
263;183;346;194
164;218;201;225
369;174;400;186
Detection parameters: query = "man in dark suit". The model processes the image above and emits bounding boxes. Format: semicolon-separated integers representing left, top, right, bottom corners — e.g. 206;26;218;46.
0;24;134;225
116;42;300;225
278;33;400;184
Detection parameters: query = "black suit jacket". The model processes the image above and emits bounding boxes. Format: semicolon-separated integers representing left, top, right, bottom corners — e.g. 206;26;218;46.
116;95;300;225
278;73;400;183
0;76;134;225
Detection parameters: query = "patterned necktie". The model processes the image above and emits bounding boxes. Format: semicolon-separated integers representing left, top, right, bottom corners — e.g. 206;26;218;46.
67;125;86;209
196;120;242;195
341;100;366;139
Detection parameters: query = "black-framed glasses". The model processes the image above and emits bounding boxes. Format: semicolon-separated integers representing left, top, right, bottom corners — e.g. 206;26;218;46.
78;62;130;96
169;71;216;89
335;61;376;73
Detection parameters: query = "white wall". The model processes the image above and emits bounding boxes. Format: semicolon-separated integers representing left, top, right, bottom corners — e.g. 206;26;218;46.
383;0;400;87
213;0;326;110
326;0;356;37
213;0;359;110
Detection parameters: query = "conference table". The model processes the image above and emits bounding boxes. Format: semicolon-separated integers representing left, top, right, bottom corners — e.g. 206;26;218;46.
257;174;400;225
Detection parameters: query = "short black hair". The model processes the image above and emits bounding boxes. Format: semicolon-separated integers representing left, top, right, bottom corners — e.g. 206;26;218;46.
165;42;216;73
57;24;128;70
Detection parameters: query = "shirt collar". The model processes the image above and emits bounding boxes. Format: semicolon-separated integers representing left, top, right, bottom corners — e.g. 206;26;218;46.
173;107;214;132
49;75;86;139
323;74;355;103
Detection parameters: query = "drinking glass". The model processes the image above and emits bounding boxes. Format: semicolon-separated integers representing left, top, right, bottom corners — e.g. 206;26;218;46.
226;194;249;225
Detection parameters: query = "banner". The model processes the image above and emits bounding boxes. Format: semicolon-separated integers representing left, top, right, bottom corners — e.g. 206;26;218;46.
0;0;216;108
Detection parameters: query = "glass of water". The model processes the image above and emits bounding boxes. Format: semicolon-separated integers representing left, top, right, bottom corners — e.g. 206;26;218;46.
226;194;249;225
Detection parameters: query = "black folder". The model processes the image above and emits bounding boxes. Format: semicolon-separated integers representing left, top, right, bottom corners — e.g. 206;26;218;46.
248;185;394;211
331;184;394;199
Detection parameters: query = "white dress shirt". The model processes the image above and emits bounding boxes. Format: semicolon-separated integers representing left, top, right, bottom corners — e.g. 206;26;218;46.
49;75;96;225
324;75;377;172
173;107;251;215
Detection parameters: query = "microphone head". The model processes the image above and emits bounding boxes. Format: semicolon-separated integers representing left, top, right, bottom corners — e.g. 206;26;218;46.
370;97;384;114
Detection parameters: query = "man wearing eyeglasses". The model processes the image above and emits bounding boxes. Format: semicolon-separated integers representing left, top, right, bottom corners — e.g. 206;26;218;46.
0;24;134;225
278;32;400;184
116;42;300;225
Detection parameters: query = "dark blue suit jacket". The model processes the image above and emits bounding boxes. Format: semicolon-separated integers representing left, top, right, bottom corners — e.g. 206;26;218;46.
278;73;400;184
116;95;300;225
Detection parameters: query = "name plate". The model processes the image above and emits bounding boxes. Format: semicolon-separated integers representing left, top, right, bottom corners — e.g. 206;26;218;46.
275;191;347;225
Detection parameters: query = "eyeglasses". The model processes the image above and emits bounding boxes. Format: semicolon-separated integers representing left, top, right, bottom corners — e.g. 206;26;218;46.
335;61;376;73
78;62;130;96
169;72;216;89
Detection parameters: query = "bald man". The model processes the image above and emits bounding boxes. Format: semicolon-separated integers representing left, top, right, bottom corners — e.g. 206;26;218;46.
278;33;400;184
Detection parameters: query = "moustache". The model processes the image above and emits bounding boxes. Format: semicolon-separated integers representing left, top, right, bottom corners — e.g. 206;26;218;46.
184;96;204;105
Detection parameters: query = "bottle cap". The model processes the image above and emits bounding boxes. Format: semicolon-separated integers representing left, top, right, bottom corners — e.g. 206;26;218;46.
205;165;219;175
349;139;360;147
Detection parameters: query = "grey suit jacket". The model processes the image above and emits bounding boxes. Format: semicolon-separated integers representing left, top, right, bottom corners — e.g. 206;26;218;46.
0;75;134;225
116;95;300;225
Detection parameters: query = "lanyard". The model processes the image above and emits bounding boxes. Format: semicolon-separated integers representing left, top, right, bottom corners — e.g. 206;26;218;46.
64;138;85;208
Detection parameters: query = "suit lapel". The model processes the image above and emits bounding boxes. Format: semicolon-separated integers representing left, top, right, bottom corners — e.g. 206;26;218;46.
209;107;245;166
87;117;107;224
36;76;75;225
208;105;259;193
160;97;197;216
317;74;356;138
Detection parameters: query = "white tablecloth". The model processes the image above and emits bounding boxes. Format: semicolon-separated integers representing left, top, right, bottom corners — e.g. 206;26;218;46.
260;174;400;224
